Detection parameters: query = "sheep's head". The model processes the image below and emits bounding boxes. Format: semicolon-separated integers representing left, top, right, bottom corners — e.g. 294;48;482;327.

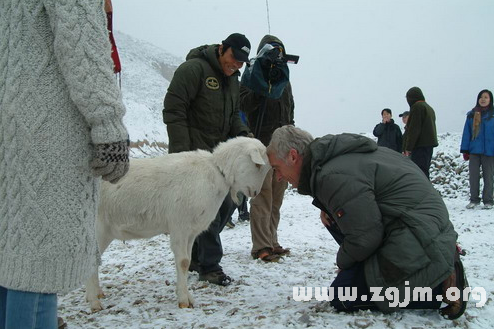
213;137;271;204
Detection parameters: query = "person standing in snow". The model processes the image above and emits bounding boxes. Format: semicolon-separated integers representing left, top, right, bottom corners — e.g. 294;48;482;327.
163;33;251;286
0;0;130;327
267;125;467;319
372;108;402;152
460;89;494;210
399;110;410;151
399;110;410;127
239;34;295;262
403;87;438;179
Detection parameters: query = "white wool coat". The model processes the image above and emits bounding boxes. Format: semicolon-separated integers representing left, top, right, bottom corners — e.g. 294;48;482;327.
0;0;128;293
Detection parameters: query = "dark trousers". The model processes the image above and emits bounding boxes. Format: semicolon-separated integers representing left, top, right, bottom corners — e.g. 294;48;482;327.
469;154;494;204
411;146;433;179
191;195;236;274
330;263;443;312
326;223;443;312
237;194;248;215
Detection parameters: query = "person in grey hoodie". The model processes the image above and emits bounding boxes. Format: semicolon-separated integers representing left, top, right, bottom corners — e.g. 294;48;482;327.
266;125;466;319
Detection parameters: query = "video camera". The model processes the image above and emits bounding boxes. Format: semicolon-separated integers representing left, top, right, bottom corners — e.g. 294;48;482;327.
241;43;299;99
257;44;299;83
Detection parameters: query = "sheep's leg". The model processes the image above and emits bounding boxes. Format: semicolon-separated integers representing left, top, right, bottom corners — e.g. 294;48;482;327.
170;233;194;308
86;221;114;312
185;234;196;303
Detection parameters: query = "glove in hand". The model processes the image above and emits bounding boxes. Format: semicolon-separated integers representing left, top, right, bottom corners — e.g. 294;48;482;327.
91;141;129;183
462;153;470;161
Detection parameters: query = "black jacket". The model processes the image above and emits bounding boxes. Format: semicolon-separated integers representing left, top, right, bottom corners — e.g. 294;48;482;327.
373;119;403;152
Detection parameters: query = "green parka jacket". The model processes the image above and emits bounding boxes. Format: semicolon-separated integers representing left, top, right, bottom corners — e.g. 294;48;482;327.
240;35;295;146
404;87;438;151
297;133;457;312
163;44;249;153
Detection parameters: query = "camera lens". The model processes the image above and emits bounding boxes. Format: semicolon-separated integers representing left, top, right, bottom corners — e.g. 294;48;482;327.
269;67;282;81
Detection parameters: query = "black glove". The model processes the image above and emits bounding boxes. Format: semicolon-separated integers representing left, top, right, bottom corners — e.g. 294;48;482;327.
91;141;129;183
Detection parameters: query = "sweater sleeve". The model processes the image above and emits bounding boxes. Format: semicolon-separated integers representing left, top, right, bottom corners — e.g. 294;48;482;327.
43;0;128;144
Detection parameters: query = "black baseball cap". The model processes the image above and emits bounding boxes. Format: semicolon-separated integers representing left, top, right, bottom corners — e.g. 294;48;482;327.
222;33;251;62
399;111;410;117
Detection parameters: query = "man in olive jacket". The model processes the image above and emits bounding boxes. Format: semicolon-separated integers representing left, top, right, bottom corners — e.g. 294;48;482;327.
240;35;295;262
267;125;465;318
163;33;251;285
403;86;438;179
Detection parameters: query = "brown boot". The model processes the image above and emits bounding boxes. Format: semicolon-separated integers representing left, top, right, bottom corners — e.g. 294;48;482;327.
273;245;291;256
252;247;281;262
58;317;67;329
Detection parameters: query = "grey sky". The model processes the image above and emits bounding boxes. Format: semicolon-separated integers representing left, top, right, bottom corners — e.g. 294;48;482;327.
114;0;494;138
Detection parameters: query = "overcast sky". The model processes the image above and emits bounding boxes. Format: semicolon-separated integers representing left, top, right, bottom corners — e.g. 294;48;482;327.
114;0;494;138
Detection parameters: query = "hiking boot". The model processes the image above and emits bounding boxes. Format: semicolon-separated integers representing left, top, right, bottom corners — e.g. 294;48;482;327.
483;203;493;210
199;270;233;286
466;202;479;209
188;259;200;273
225;219;235;228
440;248;468;320
273;246;291;256
252;247;281;262
58;317;67;329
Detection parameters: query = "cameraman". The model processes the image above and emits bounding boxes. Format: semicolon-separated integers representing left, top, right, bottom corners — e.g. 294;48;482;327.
240;35;295;262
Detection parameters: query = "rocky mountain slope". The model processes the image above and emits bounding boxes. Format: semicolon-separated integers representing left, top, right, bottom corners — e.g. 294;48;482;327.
114;31;182;156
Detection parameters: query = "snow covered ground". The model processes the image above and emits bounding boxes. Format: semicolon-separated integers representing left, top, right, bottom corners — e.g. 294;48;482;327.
58;133;494;329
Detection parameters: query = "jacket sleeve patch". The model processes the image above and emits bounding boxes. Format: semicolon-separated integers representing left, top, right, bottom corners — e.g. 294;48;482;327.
205;77;220;90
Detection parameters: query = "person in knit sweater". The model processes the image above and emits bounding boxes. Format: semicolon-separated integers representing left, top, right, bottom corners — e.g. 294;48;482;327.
0;0;129;327
460;89;494;210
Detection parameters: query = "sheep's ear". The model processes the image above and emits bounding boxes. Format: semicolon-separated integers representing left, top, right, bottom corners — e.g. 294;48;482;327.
250;148;266;165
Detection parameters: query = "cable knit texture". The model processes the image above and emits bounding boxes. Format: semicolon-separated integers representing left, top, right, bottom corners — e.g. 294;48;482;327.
0;0;128;294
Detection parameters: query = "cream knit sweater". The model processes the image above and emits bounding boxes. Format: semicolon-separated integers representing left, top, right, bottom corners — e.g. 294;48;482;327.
0;0;128;293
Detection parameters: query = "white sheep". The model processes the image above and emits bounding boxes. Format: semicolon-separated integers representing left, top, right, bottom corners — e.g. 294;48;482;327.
85;137;271;310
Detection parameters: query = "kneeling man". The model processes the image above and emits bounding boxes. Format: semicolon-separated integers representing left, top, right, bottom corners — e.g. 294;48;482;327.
267;125;467;319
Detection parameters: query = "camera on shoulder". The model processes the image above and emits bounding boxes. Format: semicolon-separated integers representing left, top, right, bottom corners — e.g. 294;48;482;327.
241;43;299;99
